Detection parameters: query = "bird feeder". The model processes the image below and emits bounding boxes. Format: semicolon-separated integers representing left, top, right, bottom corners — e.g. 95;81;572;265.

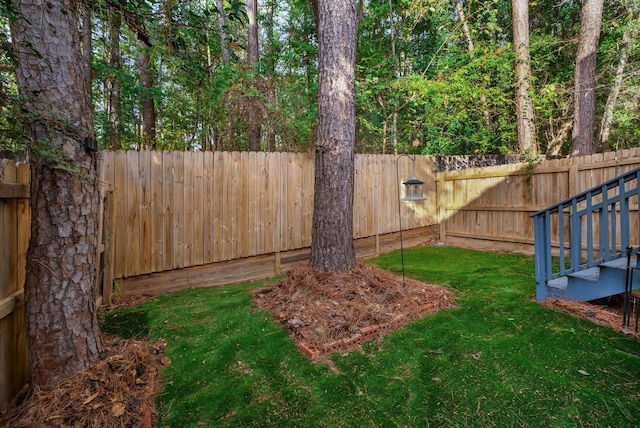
402;177;425;201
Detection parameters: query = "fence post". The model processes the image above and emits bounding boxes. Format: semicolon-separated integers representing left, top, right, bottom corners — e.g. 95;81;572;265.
102;191;117;306
436;173;446;242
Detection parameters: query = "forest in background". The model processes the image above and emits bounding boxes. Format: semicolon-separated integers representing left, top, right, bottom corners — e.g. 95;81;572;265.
1;0;639;156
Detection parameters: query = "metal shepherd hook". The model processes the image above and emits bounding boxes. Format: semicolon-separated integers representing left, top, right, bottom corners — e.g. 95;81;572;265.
396;154;416;286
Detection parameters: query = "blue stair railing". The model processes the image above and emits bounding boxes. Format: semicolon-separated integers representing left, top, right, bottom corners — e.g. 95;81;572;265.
532;166;640;302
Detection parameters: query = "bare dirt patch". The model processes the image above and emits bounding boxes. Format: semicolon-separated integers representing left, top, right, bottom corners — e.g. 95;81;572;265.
0;336;168;428
253;262;457;362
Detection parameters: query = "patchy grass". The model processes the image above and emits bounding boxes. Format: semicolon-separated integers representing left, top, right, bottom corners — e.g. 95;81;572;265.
102;246;640;427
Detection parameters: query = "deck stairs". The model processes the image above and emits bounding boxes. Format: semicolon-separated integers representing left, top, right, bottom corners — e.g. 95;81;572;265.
532;166;640;302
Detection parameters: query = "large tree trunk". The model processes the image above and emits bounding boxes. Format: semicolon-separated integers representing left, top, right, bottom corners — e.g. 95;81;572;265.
512;0;537;155
10;0;103;387
309;0;357;273
598;29;632;152
247;0;261;151
571;0;604;156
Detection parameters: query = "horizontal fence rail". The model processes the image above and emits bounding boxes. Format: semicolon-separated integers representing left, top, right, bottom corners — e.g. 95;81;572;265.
437;148;640;254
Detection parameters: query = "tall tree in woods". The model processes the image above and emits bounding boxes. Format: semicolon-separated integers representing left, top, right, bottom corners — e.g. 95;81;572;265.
454;0;492;130
571;0;604;156
10;0;103;386
137;44;156;148
106;7;123;149
215;0;231;66
512;0;537;155
598;27;633;152
309;0;357;273
247;0;261;151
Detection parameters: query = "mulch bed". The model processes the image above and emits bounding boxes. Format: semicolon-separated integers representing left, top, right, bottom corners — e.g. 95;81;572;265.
253;262;457;361
0;336;168;428
543;294;640;338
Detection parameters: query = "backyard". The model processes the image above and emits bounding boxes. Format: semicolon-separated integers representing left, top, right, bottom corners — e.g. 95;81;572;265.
3;245;640;427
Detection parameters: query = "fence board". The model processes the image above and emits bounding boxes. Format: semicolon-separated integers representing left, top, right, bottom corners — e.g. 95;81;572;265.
203;151;215;263
212;152;224;261
126;152;140;276
0;160;29;411
266;152;280;253
183;151;195;267
172;153;185;269
247;152;258;257
139;150;152;275
279;154;290;251
162;152;174;271
238;152;249;258
150;151;164;272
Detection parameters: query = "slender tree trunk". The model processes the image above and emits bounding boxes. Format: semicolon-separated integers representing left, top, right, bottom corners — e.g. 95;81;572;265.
378;95;388;154
106;9;122;149
247;0;261;151
10;0;102;387
387;0;399;154
309;0;357;273
598;29;631;152
571;0;604;156
454;0;492;129
215;0;230;66
512;0;537;155
265;0;277;151
455;0;474;54
137;45;156;148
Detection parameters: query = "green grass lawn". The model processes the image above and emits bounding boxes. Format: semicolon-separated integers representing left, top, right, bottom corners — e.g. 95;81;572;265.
102;246;640;427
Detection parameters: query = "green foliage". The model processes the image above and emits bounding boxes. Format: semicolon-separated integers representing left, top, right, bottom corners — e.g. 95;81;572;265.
5;0;640;154
0;16;22;154
103;247;640;427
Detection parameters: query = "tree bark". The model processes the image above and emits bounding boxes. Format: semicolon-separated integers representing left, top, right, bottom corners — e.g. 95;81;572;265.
82;4;92;104
264;0;277;151
137;45;156;148
106;9;122;149
571;0;604;156
247;0;261;151
215;0;231;66
598;29;631;152
10;0;103;387
512;0;537;155
309;0;357;273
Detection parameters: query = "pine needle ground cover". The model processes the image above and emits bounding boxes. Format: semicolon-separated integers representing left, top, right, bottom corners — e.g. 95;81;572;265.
102;246;640;427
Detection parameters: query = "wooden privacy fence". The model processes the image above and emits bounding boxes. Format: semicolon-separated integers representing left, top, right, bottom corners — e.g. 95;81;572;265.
437;148;640;253
6;147;640;410
98;151;438;297
0;160;29;411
